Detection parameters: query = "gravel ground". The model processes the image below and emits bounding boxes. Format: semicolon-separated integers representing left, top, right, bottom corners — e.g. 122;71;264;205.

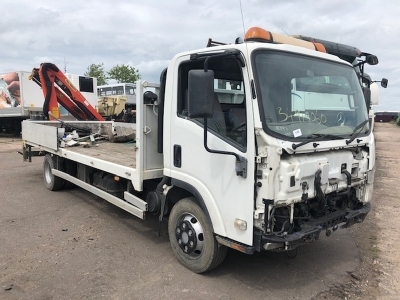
1;122;399;299
315;122;400;299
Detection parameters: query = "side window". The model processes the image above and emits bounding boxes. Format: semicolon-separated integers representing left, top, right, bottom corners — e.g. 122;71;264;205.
177;58;247;150
216;79;245;104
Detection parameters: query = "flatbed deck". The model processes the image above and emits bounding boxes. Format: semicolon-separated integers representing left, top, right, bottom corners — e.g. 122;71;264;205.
66;141;137;168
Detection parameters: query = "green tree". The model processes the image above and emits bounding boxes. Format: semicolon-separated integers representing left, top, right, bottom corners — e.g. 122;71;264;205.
84;63;107;85
107;64;141;83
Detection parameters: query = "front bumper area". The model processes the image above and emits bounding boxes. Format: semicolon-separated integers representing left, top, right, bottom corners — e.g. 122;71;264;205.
254;203;371;252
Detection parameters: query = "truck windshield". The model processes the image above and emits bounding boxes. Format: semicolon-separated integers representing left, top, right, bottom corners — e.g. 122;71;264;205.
252;50;369;140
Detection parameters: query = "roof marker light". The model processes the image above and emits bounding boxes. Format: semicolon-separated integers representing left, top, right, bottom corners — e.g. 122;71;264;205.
313;42;326;53
244;27;326;53
245;27;273;42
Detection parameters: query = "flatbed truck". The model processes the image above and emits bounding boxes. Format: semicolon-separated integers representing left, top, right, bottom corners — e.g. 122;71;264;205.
22;27;376;273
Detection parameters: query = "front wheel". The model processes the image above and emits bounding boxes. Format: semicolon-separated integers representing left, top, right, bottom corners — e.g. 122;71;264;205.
168;197;227;273
43;154;65;191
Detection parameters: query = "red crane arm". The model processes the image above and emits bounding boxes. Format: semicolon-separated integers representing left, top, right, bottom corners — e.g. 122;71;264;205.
30;63;104;121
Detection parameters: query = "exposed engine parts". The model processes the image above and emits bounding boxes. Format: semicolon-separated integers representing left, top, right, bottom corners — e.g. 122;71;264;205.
267;168;364;239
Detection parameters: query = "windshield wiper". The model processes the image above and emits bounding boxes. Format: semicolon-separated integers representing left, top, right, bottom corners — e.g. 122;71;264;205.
346;120;370;145
292;134;344;150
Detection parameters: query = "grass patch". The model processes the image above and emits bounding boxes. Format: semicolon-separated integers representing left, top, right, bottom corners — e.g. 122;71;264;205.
369;235;381;259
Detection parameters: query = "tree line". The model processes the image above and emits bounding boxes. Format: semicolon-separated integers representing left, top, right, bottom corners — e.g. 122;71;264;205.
84;63;141;85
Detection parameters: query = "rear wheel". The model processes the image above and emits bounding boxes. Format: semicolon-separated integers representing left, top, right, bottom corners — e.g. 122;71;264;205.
168;197;227;273
43;154;65;191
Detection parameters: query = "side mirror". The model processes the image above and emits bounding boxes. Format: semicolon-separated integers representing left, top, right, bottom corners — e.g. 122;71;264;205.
381;78;388;88
188;70;214;118
366;55;379;65
143;91;158;104
187;69;248;178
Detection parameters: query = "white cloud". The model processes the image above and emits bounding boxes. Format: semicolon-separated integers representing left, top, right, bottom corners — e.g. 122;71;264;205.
0;0;399;110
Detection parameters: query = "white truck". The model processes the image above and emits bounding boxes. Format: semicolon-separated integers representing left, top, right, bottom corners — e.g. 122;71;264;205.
0;70;98;135
0;71;44;135
21;27;375;273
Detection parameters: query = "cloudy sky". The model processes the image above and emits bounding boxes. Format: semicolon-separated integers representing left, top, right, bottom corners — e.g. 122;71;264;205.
0;0;398;111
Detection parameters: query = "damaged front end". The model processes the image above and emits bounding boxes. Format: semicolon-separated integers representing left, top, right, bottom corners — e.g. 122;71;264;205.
256;192;370;251
253;150;373;252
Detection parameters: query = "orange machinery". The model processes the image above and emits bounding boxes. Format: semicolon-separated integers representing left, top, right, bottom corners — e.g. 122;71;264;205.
30;63;104;121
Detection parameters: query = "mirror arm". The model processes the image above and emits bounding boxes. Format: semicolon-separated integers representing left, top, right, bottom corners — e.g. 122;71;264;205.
203;50;243;72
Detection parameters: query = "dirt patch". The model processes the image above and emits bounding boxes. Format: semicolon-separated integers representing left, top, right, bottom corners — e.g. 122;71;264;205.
0;134;22;153
1;124;399;299
315;122;400;299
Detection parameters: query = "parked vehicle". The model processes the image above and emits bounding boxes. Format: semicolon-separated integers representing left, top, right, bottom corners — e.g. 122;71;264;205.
97;83;136;104
0;71;44;135
22;27;375;273
97;83;137;123
374;111;399;123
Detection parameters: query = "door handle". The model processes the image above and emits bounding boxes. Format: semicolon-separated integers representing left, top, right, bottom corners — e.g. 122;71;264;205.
174;145;182;168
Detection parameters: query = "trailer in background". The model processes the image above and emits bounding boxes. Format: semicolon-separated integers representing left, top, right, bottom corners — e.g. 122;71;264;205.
0;71;44;135
0;70;98;135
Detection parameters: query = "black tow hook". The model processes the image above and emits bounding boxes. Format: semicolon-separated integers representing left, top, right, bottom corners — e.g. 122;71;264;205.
326;225;338;237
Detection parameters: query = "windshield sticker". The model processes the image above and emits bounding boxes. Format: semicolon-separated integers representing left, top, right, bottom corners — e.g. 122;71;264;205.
293;128;302;137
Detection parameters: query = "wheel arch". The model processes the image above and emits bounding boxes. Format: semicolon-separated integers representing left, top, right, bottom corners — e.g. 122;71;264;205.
169;178;224;235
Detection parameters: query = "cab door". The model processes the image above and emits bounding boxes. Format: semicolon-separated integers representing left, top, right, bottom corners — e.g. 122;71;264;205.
165;55;255;245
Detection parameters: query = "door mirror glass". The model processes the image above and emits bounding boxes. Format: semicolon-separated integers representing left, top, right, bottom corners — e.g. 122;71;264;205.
381;78;388;88
366;55;379;66
188;70;214;118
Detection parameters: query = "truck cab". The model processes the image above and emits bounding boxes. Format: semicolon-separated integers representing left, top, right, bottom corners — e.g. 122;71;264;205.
163;28;373;263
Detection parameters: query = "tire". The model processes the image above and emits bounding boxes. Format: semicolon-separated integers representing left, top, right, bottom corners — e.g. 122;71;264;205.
168;197;227;273
43;154;65;191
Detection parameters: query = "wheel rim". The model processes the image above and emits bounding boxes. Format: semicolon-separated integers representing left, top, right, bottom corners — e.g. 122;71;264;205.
44;160;52;184
175;213;204;257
